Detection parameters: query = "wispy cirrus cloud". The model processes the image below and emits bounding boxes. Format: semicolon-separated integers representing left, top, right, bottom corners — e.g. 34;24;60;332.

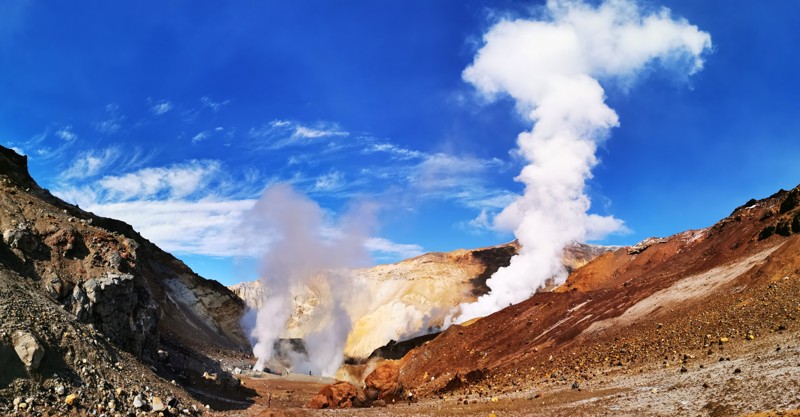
56;125;77;141
365;142;424;160
200;96;230;112
249;119;349;149
313;170;346;192
365;237;424;262
95;103;124;134
97;160;223;201
53;158;424;260
149;99;173;115
53;159;254;257
60;147;122;179
84;199;259;257
192;131;209;143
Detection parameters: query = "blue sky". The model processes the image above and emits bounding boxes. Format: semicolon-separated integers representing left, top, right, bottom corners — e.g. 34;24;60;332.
3;1;800;286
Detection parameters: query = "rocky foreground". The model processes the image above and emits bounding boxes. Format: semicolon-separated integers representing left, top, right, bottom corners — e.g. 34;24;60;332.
0;145;252;415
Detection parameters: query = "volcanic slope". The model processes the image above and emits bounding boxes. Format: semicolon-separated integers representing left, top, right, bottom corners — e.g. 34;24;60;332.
0;146;251;414
230;241;612;360
396;184;800;414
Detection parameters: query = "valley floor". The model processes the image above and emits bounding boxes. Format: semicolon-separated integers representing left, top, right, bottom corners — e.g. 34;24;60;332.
210;330;800;417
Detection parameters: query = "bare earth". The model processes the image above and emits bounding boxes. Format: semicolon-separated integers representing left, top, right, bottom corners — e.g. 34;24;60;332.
211;328;799;416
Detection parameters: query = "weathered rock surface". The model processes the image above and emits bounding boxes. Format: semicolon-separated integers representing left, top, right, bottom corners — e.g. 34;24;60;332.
307;381;365;409
12;330;44;369
364;361;403;403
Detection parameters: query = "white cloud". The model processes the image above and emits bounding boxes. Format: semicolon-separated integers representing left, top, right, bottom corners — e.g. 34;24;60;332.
61;147;121;179
414;153;502;191
95;103;124;134
150;100;173;115
366;143;424;160
192;131;209;143
364;237;424;261
96;160;223;201
56;125;77;141
200;96;231;112
82;199;260;257
294;125;348;139
10;147;25;156
313;170;345;192
249;120;350;149
53;159;261;258
468;209;492;230
96;119;121;134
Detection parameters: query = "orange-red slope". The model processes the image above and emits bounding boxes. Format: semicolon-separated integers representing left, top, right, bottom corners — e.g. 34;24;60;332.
399;186;800;396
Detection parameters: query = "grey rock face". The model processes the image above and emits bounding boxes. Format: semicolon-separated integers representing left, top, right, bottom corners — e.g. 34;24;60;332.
3;223;39;253
69;273;158;355
12;330;44;369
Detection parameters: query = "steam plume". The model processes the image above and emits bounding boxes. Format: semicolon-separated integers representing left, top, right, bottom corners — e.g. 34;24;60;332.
452;0;711;323
248;184;376;375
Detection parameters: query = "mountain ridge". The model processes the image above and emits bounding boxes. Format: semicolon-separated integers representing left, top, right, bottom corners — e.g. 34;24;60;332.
0;146;251;415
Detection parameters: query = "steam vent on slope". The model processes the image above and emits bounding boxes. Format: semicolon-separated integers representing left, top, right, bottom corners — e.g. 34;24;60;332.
4;151;800;416
4;0;800;415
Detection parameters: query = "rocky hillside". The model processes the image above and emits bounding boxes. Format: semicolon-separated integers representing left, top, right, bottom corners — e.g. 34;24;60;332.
0;146;250;414
231;241;612;360
395;184;800;405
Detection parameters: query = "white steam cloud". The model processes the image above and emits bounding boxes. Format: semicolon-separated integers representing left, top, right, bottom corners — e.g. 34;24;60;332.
451;0;711;324
248;184;376;376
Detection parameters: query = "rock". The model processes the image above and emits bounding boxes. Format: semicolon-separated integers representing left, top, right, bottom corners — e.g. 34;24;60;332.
491;396;500;402
627;237;667;255
364;361;404;403
571;382;580;390
65;393;78;406
13;397;21;407
55;385;65;396
680;366;688;373
151;396;166;412
12;330;44;369
233;367;242;375
308;381;364;409
133;394;144;409
157;349;169;360
71;285;90;322
733;368;742;374
4;223;39;253
46;277;64;299
76;273;157;354
719;337;729;344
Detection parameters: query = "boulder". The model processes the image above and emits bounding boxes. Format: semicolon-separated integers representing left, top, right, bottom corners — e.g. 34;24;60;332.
12;330;44;369
4;223;39;253
308;381;365;409
364;361;404;403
